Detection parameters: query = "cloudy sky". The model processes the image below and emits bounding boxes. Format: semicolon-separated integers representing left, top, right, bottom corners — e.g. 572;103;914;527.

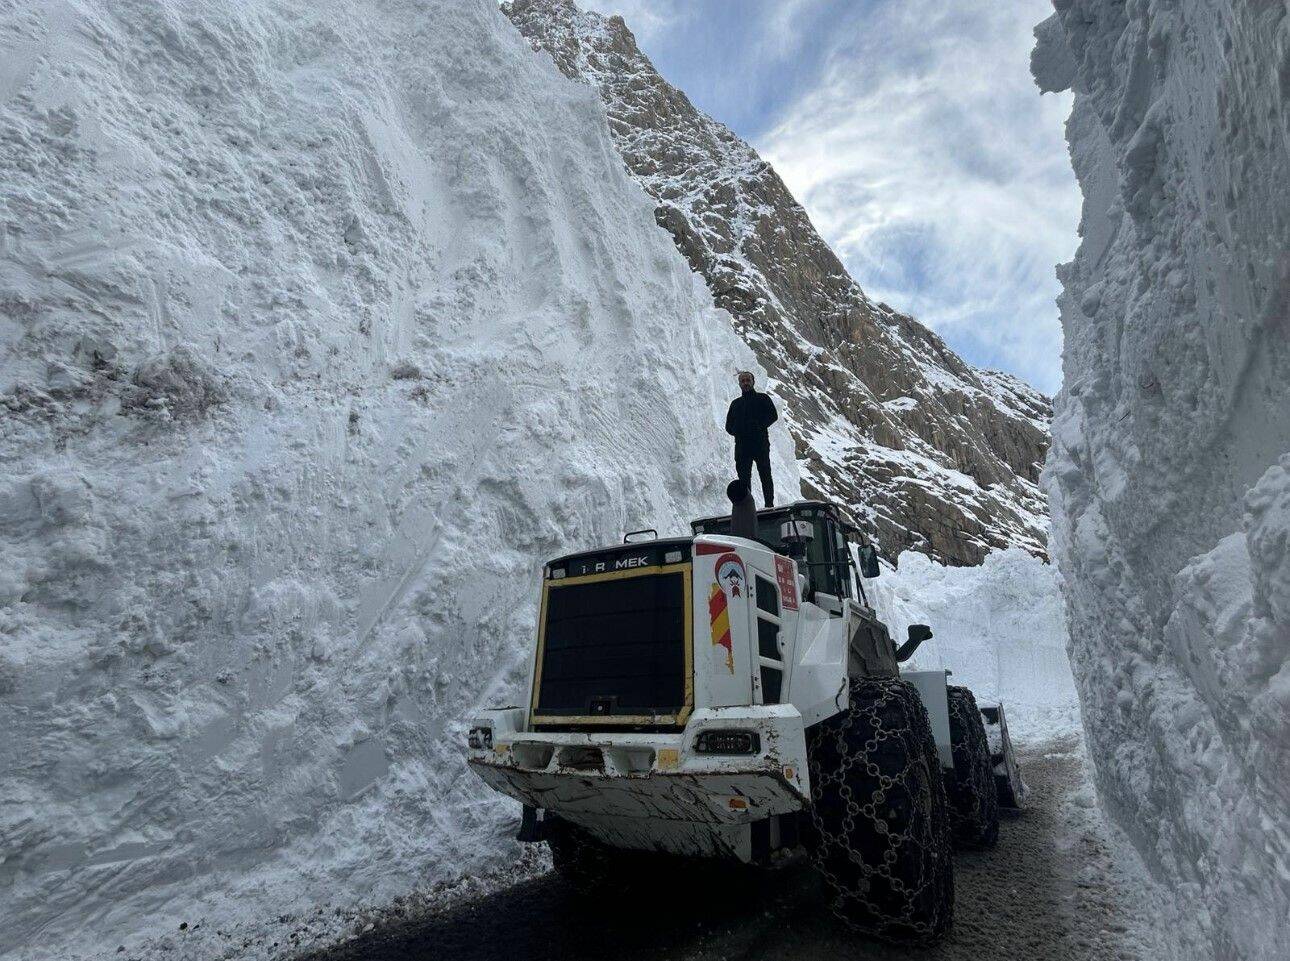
587;0;1080;394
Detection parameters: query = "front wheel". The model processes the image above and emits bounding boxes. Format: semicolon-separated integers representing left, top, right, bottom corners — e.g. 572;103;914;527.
803;677;954;942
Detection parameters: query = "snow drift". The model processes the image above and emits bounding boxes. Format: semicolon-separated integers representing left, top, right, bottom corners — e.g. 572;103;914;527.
872;548;1078;743
1034;2;1290;958
0;0;797;956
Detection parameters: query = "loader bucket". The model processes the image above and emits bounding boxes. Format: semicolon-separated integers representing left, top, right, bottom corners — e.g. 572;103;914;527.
979;702;1027;809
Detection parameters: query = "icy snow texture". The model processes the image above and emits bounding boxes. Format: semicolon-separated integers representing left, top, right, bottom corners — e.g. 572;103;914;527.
870;548;1079;743
0;0;797;956
1035;2;1290;958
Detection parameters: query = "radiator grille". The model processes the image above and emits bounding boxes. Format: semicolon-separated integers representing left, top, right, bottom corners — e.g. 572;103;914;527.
534;569;689;726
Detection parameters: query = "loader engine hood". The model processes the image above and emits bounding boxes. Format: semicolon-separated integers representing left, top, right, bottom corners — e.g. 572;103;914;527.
533;539;695;730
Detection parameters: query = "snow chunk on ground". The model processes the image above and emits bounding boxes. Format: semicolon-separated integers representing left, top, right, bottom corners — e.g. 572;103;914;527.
0;1;797;958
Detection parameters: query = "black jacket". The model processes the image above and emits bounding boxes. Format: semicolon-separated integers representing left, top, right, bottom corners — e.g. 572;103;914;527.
725;390;778;450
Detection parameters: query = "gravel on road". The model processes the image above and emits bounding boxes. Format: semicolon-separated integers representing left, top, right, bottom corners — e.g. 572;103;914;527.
305;736;1168;961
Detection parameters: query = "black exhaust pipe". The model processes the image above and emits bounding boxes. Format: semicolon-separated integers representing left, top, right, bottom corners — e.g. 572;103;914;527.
727;479;757;540
895;624;934;662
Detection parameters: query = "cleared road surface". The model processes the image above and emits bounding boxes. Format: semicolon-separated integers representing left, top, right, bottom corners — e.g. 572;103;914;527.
306;736;1163;961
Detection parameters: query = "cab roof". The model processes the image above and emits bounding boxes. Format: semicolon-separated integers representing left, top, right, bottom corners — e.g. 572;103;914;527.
545;501;851;571
689;498;846;528
545;536;694;569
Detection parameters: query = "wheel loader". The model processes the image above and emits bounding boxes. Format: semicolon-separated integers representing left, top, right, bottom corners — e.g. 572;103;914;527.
467;500;1025;941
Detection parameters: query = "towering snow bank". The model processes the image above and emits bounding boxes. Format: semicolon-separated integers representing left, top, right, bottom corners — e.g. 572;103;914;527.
1035;2;1290;957
0;1;796;956
871;549;1078;742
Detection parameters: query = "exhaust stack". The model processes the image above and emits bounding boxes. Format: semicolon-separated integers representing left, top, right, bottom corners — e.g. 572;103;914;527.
727;479;757;540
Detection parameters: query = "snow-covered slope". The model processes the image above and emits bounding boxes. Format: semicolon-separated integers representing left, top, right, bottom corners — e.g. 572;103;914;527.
0;1;798;956
1034;2;1290;958
503;0;1053;567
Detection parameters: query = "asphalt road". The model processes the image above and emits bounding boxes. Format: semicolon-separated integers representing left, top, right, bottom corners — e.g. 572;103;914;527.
306;737;1159;961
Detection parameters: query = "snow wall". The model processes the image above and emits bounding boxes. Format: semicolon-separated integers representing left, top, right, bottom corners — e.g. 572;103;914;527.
1034;3;1290;958
0;0;799;956
871;548;1079;744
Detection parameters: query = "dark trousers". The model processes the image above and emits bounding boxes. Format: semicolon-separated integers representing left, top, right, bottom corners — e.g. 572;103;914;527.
735;446;774;507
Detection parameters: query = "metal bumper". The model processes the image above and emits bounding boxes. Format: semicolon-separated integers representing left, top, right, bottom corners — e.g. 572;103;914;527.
470;759;805;823
467;705;811;860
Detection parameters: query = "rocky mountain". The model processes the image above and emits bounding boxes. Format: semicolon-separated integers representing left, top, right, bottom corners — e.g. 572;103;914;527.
504;0;1052;566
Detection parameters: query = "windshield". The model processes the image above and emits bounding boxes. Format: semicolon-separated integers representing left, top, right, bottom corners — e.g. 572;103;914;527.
693;507;850;599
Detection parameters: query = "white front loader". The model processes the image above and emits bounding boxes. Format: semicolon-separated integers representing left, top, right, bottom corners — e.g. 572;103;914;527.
467;506;965;862
468;533;823;861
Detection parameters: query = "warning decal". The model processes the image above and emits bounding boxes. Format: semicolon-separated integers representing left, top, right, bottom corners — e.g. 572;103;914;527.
708;582;735;674
775;555;799;611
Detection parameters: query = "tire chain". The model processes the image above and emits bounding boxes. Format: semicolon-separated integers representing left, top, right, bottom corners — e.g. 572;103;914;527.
947;685;1000;848
804;676;953;942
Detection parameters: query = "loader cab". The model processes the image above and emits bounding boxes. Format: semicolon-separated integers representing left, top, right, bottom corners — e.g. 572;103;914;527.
691;500;871;612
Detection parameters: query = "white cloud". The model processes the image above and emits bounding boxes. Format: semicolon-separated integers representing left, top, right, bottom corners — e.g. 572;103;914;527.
583;0;691;43
752;0;821;61
756;0;1078;393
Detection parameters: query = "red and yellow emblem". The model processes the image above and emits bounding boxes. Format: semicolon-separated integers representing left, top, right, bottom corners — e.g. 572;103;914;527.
708;582;734;674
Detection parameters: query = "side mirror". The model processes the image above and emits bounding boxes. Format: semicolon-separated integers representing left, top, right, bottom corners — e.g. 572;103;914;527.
857;544;880;578
895;624;933;663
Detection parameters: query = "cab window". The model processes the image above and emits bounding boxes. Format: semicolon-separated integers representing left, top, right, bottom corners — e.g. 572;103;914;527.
693;507;852;600
802;512;850;600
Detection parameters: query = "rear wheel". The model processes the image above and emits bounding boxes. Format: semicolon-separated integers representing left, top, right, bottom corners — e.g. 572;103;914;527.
946;686;1000;849
804;677;953;942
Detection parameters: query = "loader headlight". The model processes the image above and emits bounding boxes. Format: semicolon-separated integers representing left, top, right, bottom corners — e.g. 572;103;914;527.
694;730;760;755
467;726;493;750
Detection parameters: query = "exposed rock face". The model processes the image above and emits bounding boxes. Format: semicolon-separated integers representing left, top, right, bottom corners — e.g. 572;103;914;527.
504;0;1053;566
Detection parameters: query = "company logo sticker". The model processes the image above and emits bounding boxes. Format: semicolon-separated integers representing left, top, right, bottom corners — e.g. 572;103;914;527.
715;553;745;598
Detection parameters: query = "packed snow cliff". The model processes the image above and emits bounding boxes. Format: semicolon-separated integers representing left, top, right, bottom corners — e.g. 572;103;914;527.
504;0;1053;567
1035;2;1290;958
872;548;1079;743
0;0;798;956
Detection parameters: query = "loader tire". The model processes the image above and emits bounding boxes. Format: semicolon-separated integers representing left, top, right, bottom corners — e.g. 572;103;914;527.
804;677;953;942
946;685;1000;849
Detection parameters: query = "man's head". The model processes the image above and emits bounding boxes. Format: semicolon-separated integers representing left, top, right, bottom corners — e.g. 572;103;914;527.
737;371;755;393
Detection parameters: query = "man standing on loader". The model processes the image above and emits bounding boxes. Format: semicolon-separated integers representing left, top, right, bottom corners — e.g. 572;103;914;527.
725;370;778;507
